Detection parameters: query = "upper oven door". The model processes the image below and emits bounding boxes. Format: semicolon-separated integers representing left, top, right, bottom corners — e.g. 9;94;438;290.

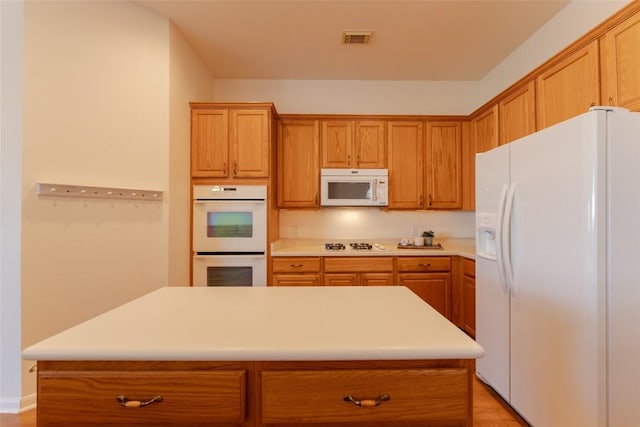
193;200;266;253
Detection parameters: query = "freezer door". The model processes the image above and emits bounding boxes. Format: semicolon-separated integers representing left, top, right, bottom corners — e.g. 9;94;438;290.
475;145;511;401
508;111;606;426
607;110;640;427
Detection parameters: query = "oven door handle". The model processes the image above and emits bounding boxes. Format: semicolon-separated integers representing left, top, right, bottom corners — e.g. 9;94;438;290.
193;200;265;204
193;254;266;259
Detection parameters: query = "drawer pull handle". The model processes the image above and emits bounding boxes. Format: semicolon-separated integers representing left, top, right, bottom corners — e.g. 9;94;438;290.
117;395;163;408
343;393;390;407
418;263;431;268
290;264;303;268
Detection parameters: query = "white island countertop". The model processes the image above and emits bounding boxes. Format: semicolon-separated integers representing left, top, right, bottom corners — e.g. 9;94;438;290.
23;286;483;362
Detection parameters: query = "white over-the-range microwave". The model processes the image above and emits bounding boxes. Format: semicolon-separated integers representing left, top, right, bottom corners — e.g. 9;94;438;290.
320;168;388;207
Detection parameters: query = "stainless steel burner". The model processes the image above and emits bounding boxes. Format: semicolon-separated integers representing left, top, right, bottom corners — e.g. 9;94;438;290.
349;242;372;250
325;243;346;250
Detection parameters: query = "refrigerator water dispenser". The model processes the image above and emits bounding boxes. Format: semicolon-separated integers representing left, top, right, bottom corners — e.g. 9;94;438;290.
477;213;497;260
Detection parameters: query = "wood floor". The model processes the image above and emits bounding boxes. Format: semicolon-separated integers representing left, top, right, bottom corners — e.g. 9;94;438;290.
0;376;528;427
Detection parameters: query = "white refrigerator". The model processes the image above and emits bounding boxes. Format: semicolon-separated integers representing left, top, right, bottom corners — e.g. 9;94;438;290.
475;107;640;426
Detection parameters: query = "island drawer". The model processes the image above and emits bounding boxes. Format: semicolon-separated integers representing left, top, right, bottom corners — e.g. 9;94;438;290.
37;368;247;425
272;257;321;273
324;256;394;273
261;368;469;424
397;256;451;272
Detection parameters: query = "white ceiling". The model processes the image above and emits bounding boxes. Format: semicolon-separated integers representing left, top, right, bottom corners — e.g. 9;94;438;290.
137;0;570;81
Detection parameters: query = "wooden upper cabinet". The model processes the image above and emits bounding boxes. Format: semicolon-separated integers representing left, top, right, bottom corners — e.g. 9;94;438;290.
321;121;353;168
499;80;536;145
277;120;320;208
321;120;386;168
230;109;270;178
601;10;640;112
355;121;387;168
425;122;462;210
387;121;423;209
191;109;229;177
190;104;273;179
536;41;600;129
472;104;499;154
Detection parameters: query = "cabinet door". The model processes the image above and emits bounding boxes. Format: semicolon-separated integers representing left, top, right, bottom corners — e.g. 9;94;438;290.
355;121;387;168
191;108;229;177
462;275;476;338
324;273;358;286
322;121;353;168
272;274;321;286
601;11;640;112
387;121;423;209
499;80;536;145
536;41;600;129
472;105;499;153
425;122;462;209
398;273;451;319
277;120;320;208
361;273;395;286
230;109;269;177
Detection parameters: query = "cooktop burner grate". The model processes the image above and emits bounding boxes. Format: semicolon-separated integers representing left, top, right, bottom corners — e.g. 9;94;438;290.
325;243;346;250
349;242;373;250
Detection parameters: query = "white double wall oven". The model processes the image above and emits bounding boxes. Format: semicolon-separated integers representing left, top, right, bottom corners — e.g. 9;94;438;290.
192;185;267;287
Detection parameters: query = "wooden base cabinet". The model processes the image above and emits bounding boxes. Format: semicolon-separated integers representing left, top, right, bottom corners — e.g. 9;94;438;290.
272;257;321;286
35;359;474;427
324;257;394;286
397;257;452;320
461;258;476;338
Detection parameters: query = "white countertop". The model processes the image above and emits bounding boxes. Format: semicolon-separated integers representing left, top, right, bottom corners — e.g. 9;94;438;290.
271;238;476;259
23;286;483;361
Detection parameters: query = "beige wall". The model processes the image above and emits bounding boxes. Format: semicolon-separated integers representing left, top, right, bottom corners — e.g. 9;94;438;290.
168;24;215;287
19;0;212;403
213;1;632;115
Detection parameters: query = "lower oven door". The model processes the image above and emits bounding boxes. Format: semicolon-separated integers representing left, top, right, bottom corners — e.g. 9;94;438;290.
193;255;267;287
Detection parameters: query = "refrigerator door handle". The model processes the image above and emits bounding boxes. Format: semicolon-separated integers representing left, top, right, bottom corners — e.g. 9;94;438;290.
495;184;509;293
503;183;516;295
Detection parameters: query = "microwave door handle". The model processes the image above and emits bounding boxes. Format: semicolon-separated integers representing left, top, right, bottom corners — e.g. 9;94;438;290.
372;180;377;201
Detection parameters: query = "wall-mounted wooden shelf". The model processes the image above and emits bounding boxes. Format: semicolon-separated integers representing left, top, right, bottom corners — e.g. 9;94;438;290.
36;183;163;201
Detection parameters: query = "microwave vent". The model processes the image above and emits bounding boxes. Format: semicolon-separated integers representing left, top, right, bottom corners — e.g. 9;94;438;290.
341;31;373;45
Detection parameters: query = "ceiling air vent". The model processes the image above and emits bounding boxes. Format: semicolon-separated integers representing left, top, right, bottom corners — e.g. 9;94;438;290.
342;31;373;45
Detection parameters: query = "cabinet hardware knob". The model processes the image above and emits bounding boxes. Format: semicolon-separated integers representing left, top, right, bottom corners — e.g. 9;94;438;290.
343;393;390;407
428;194;433;206
609;95;614;104
233;162;237;176
290;264;303;268
116;395;163;408
418;263;432;268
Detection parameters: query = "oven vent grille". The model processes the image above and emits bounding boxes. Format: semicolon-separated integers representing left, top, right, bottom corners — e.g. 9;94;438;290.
342;31;373;45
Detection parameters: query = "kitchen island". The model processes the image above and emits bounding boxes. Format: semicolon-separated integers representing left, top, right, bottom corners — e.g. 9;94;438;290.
24;286;483;427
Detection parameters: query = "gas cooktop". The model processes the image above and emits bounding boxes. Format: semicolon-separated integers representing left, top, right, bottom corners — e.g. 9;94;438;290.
324;242;376;251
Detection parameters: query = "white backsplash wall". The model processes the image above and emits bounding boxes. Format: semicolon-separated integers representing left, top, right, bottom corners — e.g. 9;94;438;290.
279;209;475;240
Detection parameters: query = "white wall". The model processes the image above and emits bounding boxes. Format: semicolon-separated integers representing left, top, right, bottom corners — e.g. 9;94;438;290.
0;0;24;414
168;24;215;286
20;0;171;403
479;0;633;105
213;79;478;115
